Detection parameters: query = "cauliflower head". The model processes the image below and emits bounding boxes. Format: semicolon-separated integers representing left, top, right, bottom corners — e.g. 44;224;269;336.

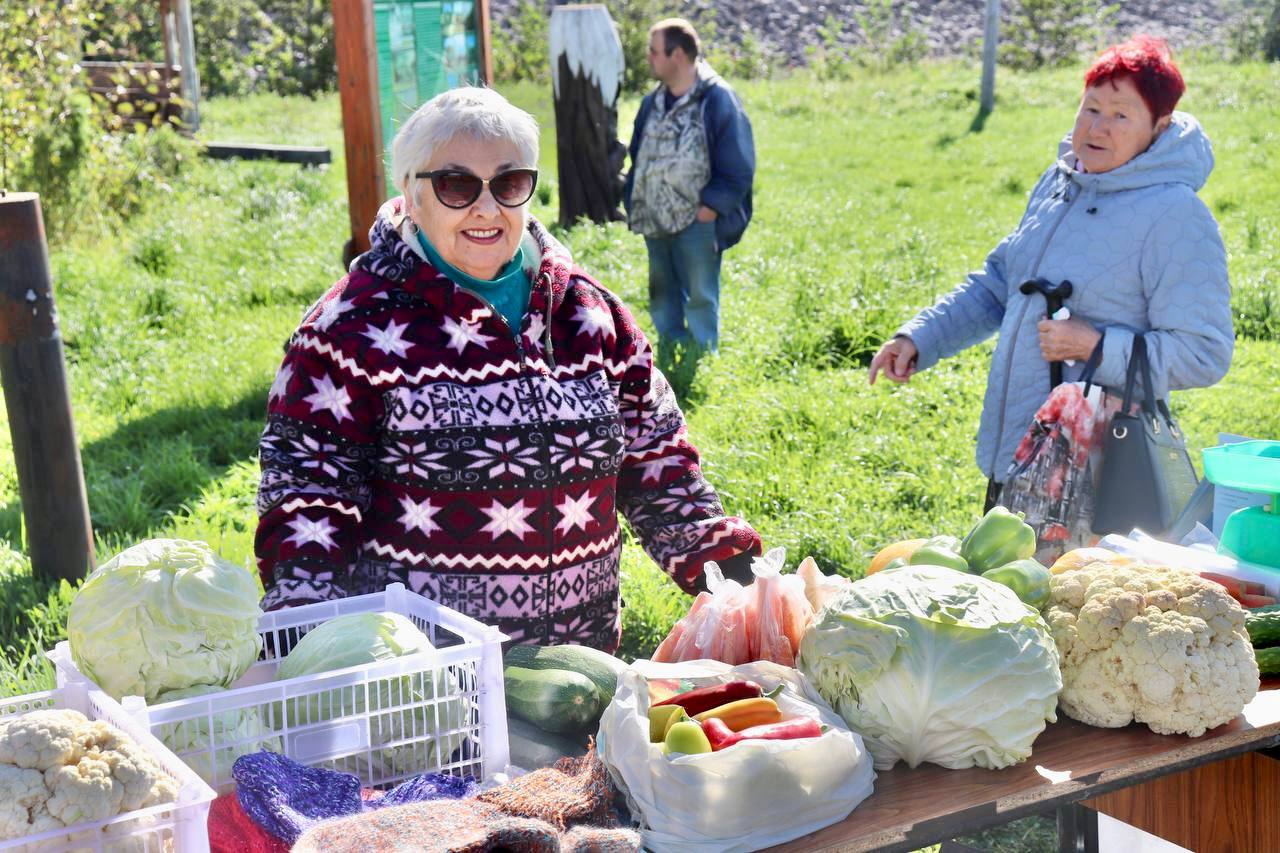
0;710;178;842
1045;562;1259;737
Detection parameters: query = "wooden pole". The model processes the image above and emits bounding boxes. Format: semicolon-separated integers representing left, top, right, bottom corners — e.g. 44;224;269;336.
980;0;999;115
550;5;626;228
174;0;200;131
0;193;95;583
475;0;495;84
158;0;177;72
333;0;385;262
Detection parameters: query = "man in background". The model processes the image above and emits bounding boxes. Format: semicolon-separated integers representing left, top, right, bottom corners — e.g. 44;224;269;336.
624;18;755;357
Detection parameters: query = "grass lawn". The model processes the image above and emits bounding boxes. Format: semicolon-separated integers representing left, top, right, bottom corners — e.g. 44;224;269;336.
0;58;1277;851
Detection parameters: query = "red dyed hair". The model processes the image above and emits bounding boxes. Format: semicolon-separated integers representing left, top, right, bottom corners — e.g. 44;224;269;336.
1084;35;1185;120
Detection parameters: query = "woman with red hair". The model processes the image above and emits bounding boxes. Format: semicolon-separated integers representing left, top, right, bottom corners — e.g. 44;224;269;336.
870;36;1232;510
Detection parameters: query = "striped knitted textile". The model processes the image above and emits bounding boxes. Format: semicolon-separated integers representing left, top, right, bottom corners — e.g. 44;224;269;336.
254;197;761;651
293;746;640;853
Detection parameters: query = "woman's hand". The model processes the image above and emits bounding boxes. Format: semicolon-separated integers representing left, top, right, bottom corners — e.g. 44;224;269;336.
868;336;918;385
695;205;718;223
1037;318;1102;362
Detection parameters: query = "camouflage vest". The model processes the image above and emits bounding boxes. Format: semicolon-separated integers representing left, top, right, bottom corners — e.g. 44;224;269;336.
629;85;711;238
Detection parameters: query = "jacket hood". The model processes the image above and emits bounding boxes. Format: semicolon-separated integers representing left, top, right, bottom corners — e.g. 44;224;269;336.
1055;111;1214;194
352;196;578;311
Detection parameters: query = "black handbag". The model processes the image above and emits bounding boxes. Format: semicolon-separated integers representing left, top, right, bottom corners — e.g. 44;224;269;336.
1091;334;1199;537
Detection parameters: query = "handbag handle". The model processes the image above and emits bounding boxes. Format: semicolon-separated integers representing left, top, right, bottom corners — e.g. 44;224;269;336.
1079;334;1106;397
1119;334;1158;416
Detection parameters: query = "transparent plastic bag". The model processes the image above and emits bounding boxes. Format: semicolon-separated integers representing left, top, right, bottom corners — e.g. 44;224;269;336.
597;659;876;853
652;563;752;665
748;548;814;667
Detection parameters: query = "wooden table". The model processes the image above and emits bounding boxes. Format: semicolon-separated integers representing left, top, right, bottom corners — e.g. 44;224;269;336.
769;687;1280;852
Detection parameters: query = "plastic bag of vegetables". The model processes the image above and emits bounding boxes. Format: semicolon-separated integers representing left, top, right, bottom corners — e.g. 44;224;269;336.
68;539;263;702
798;564;1062;771
598;659;875;853
275;612;470;779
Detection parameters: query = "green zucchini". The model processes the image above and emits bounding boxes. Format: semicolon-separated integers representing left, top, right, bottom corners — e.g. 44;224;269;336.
1256;645;1280;677
503;665;601;734
503;644;627;705
1246;609;1280;648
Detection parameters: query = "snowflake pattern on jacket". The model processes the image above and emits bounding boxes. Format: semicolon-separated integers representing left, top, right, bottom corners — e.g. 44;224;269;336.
255;199;761;651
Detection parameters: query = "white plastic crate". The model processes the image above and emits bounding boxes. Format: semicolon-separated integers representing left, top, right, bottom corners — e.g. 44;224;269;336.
0;680;215;853
50;583;510;795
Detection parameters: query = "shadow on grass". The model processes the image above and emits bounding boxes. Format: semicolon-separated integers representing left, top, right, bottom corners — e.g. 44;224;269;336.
969;104;993;134
0;389;269;546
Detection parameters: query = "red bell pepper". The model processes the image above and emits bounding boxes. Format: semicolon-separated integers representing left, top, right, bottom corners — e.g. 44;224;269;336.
652;680;764;717
699;717;743;751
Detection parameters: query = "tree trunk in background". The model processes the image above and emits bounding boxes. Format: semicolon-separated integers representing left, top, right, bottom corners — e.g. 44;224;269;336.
550;5;626;228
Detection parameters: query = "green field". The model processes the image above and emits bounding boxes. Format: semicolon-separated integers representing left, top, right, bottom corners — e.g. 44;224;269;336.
3;57;1276;853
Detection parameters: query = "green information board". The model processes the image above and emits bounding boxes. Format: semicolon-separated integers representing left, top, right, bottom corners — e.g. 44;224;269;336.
373;0;484;195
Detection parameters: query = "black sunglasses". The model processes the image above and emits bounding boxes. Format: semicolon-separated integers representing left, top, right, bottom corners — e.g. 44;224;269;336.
414;168;539;209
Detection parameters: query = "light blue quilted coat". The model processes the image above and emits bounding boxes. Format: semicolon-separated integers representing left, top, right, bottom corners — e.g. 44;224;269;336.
899;112;1233;480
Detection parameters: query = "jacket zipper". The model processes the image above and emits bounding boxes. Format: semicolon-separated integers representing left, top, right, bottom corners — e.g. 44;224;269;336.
988;180;1080;477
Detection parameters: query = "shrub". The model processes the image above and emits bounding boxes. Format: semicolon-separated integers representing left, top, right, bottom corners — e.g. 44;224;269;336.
493;0;549;86
999;0;1119;71
806;6;929;79
1265;0;1280;60
84;0;335;98
0;1;87;191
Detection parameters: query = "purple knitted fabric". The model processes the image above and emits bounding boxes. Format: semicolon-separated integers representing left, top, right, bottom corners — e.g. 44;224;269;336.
233;751;477;844
372;771;479;807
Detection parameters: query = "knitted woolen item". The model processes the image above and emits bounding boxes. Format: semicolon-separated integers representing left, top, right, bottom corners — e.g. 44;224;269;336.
373;768;480;807
234;752;364;843
233;751;479;843
475;744;617;830
207;792;290;853
291;799;561;853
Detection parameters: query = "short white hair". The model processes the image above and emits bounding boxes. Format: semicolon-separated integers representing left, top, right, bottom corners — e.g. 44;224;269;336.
390;86;540;205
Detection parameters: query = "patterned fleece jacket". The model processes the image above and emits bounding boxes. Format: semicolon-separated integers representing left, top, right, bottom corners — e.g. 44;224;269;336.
254;198;761;650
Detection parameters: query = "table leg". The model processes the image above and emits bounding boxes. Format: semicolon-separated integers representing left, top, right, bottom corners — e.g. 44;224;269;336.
1057;802;1099;853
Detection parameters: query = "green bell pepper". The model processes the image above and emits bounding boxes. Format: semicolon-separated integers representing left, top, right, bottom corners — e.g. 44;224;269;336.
907;535;970;573
960;506;1036;573
982;559;1052;609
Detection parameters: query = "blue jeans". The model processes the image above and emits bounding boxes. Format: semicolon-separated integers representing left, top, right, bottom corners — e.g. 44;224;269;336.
645;220;722;350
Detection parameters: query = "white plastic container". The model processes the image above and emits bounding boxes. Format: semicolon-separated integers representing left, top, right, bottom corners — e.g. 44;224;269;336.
0;680;216;853
50;583;510;794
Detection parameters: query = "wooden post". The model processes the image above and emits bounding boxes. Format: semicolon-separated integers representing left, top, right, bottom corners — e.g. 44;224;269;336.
0;193;95;583
475;0;495;84
333;0;385;262
174;0;200;131
550;5;626;228
158;0;177;72
980;0;999;115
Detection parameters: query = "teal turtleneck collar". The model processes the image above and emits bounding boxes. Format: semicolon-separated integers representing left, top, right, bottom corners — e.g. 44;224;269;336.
416;229;531;336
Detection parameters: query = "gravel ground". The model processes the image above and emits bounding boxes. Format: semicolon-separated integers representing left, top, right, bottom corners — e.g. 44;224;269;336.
492;0;1241;65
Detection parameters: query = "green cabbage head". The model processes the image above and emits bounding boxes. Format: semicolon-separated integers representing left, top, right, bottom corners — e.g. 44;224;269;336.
68;539;263;701
797;564;1061;771
276;612;470;778
154;684;282;787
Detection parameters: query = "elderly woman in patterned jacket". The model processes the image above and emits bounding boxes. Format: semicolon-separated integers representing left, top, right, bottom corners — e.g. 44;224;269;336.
255;87;761;651
869;35;1233;510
